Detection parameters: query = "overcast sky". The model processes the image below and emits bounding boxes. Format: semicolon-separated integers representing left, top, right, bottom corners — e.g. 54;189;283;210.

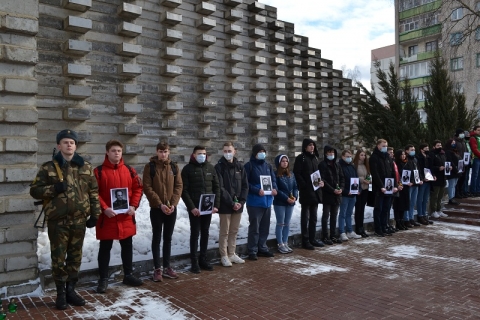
261;0;395;85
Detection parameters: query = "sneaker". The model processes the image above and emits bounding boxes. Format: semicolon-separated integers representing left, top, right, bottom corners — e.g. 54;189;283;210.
153;268;163;282
221;256;232;267
346;231;361;239
162;267;179;279
322;238;333;245
439;211;449;217
257;250;274;257
278;244;289;254
284;244;293;253
248;254;258;261
229;253;245;264
123;275;143;287
431;211;440;218
339;233;349;241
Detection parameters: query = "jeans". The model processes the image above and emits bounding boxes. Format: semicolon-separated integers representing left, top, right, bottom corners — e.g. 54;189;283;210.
218;213;242;257
430;185;445;212
247;206;271;254
354;190;368;232
447;178;458;200
322;203;339;238
300;204;318;242
274;205;293;244
416;183;430;217
404;186;418;221
188;212;212;259
338;196;356;234
150;208;177;269
373;192;393;234
98;236;133;278
463;166;471;194
470;158;480;193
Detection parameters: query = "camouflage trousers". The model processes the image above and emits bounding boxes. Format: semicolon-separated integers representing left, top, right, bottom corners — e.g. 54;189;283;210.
47;218;86;285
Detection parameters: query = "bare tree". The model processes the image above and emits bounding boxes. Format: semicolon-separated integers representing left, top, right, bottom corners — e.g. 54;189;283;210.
341;65;362;87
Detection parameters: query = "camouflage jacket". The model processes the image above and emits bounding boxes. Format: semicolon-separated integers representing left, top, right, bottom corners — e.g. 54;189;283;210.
30;152;101;222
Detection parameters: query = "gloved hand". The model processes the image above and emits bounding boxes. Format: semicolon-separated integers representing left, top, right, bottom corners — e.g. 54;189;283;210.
86;216;97;228
54;181;68;194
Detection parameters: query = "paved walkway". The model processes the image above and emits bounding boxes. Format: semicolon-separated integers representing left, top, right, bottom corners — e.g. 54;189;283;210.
4;221;480;319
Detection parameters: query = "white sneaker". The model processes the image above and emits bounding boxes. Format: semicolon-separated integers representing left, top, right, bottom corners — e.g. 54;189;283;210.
439;211;449;217
221;256;232;267
346;231;361;239
228;253;245;264
284;244;293;253
340;233;349;241
431;211;440;218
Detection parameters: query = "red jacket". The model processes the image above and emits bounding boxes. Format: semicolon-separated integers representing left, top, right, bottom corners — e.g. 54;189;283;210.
94;156;143;240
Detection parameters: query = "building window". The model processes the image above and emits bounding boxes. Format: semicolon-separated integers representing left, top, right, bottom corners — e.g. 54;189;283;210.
425;41;437;52
450;32;463;46
451;7;463;21
451;57;464;71
476;2;480;11
400;61;430;79
408;45;418;56
477;81;480;94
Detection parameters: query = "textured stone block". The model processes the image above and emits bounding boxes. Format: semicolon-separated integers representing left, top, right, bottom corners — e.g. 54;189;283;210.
225;97;243;106
63;107;91;120
226;67;244;77
249;14;265;25
119;64;142;77
287;70;302;78
4;108;38;123
250;109;267;117
162;12;182;25
225;82;243;92
303;82;316;90
251;55;266;65
286;35;302;44
268;20;284;30
64;84;91;98
225;0;243;6
125;145;145;155
117;21;142;37
249;41;265;51
225;24;242;34
308;114;317;120
286;47;301;56
271;57;285;65
0;242;35;256
286;82;302;90
163;84;182;95
118;84;142;96
197;34;216;46
198;99;217;108
161;0;182;7
196;2;216;14
288;93;303;101
163;47;183;59
197;67;216;78
249;28;265;38
162;29;182;42
226;53;243;63
162;119;180;129
64;16;92;33
226;127;245;134
307;103;317;110
4;79;37;94
248;2;265;12
250;96;267;104
197;83;216;93
271;44;284;53
225;9;243;21
5;139;37;152
269;82;285;90
253;123;267;130
199;114;217;124
227;112;244;120
118;3;142;19
2;46;38;64
163;101;183;111
63;39;92;55
64;63;91;77
270;119;287;127
293;104;303;112
196;17;216;30
250;68;266;77
196;50;216;62
289;117;303;124
302;49;317;57
198;131;218;139
270;32;285;42
1;15;38;35
120;103;143;114
250;82;267;91
275;131;287;138
162;65;182;77
269;70;284;78
117;42;141;57
5;168;37;182
62;0;92;12
119;123;143;135
225;38;242;49
302;60;316;68
271;95;286;102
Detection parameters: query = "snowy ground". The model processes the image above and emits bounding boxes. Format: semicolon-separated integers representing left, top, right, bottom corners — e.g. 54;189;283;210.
37;195;376;271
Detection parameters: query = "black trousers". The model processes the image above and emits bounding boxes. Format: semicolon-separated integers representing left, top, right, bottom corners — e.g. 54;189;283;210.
300;204;318;242
322;203;339;238
188;212;212;259
150;208;177;269
354;190;368;232
98;236;133;279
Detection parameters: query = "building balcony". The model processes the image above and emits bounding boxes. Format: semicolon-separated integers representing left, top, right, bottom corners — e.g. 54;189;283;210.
399;0;441;20
399;50;439;64
399;24;441;43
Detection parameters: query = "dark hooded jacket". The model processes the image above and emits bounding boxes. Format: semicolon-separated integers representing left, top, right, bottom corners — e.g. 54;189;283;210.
369;146;396;193
244;144;277;208
444;139;461;180
403;153;421;186
318;145;344;205
339;158;358;198
215;156;248;214
430;147;446;186
293;138;323;205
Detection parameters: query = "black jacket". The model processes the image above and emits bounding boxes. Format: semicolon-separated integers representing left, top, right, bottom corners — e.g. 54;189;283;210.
416;151;432;182
215;157;248;214
318;146;344;205
369;147;396;193
403;155;421;186
293;139;323;205
339;159;358;198
430;148;446;186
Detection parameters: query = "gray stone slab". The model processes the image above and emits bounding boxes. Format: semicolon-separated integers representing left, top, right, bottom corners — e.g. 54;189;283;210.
118;3;142;19
163;101;183;111
162;12;182;25
63;107;91;119
162;65;182;77
226;82;244;92
63;39;92;55
197;83;216;93
117;42;141;57
119;123;143;134
119;64;142;76
64;84;92;98
4;108;38;123
117;21;142;37
224;0;243;7
196;2;216;15
162;29;182;42
2;46;38;64
1;15;38;35
225;9;243;21
197;34;216;46
196;17;216;30
64;16;92;33
62;0;92;12
63;63;91;77
118;84;142;96
120;103;143;114
196;50;216;62
225;38;242;49
161;0;182;8
225;23;242;34
248;2;265;13
162;84;182;95
4;78;37;94
249;14;266;25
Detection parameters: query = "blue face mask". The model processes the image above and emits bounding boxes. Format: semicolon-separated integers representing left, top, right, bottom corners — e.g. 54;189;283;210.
409;151;415;156
196;154;206;163
451;143;457;148
345;157;352;163
327;155;335;161
257;152;266;160
381;147;388;153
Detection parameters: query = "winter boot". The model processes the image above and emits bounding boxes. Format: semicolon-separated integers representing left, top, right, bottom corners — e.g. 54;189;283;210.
190;258;201;274
66;281;85;306
55;283;67;310
199;256;214;271
96;278;108;293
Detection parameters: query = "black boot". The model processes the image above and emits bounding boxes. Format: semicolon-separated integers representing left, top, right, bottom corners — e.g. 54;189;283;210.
66;281;85;306
198;256;214;271
96;278;108;293
396;220;405;230
55;283;67;310
190;258;201;274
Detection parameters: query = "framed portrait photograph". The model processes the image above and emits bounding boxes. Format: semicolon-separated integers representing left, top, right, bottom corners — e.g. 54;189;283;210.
413;170;421;184
111;188;129;214
445;162;452;176
199;194;215;215
384;178;394;195
458;160;464;173
350;178;359;195
464;152;470;165
310;170;322;191
260;175;273;195
424;168;434;181
401;170;411;184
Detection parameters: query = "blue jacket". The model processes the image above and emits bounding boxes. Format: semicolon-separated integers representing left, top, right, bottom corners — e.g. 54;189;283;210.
244;157;277;208
339;159;358;198
273;172;298;206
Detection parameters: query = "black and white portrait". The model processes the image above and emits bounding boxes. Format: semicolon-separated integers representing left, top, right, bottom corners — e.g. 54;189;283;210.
413;169;421;184
402;170;410;184
350;178;359;195
384;178;394;194
458;160;464;173
199;194;215;215
310;170;322;191
445;162;451;176
464;152;470;165
111;188;129;213
260;175;273;195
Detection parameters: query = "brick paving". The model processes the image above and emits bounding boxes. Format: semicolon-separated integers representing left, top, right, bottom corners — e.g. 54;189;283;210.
4;221;480;319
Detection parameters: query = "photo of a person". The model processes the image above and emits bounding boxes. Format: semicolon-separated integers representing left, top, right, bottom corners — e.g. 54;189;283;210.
260;175;273;195
424;168;434;181
464;152;470;165
445;162;451;176
413;169;421;184
402;170;410;184
310;170;322;191
199;194;215;215
458;160;464;173
350;178;359;195
384;178;394;194
111;188;129;213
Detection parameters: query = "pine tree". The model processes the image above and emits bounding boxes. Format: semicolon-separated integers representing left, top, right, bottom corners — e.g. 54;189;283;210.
456;93;480;133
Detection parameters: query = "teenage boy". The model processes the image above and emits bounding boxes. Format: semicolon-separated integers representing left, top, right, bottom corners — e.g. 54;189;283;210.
181;146;220;273
143;142;183;281
403;144;422;227
430;140;447;218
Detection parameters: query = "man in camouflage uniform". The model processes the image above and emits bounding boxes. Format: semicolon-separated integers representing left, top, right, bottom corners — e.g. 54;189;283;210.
30;129;100;310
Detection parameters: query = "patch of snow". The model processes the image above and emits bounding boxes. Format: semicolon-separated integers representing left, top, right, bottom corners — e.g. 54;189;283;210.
362;258;396;269
437;229;473;240
388;245;423;258
355;238;382;245
274;256;348;275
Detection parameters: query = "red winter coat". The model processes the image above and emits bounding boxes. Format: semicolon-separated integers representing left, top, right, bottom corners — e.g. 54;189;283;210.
94;156;143;240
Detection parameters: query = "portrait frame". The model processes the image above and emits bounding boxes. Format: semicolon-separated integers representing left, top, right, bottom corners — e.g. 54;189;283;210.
310;170;322;191
111;187;129;214
199;194;215;215
260;175;273;195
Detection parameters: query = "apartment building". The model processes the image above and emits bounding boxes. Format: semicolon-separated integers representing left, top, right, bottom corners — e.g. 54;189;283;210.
371;44;396;106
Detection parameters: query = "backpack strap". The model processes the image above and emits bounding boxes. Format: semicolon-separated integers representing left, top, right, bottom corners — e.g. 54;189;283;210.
124;164;136;179
52;160;64;182
149;161;177;181
96;164;103;181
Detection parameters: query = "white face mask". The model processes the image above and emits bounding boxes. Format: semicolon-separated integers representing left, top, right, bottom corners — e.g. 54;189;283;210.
196;154;206;163
459;133;465;139
224;153;233;161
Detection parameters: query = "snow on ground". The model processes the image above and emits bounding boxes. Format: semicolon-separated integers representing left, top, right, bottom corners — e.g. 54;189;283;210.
274;256;348;275
74;287;192;320
37;195;377;270
362;258;396;269
388;245;423;258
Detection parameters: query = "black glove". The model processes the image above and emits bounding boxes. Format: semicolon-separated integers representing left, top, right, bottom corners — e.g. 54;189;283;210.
54;181;68;194
86;216;97;228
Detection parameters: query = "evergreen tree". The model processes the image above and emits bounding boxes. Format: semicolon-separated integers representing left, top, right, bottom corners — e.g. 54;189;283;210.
456;93;480;133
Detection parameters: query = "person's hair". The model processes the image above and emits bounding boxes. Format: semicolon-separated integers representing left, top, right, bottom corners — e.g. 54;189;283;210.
115;190;123;196
404;144;414;151
106;139;123;151
276;155;291;177
193;145;206;152
223;141;234;148
433;139;442;146
419;143;428;150
156;142;169;151
474;125;480;131
376;139;387;146
341;149;352;156
353;149;370;174
394;149;405;164
387;147;394;152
